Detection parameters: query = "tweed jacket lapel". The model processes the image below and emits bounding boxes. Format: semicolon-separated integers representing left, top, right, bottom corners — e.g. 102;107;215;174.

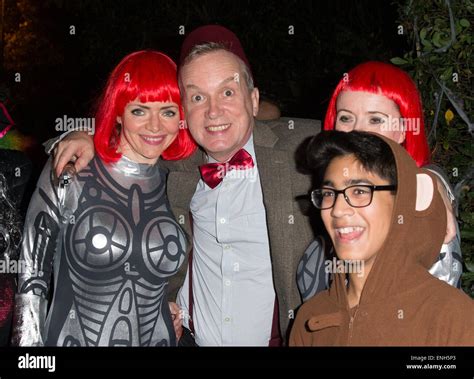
164;149;204;240
253;122;298;337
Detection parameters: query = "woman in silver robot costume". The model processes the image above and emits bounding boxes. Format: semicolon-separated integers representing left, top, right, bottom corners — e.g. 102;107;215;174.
13;50;197;346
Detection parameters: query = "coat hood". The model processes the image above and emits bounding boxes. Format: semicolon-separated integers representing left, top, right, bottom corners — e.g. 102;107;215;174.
330;133;447;307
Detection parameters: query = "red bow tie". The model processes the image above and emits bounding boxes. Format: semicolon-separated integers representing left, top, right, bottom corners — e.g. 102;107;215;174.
199;149;255;189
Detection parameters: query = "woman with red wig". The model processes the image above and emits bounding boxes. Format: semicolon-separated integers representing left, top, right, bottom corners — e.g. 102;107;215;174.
13;50;196;346
297;61;462;302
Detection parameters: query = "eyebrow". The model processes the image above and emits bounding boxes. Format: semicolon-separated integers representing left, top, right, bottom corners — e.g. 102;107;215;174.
322;178;375;187
337;108;389;118
220;76;239;86
184;84;200;91
185;76;237;91
367;111;389;117
127;103;177;110
336;108;354;114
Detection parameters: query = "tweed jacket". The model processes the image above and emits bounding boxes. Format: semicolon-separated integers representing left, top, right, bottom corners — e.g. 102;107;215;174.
161;118;320;340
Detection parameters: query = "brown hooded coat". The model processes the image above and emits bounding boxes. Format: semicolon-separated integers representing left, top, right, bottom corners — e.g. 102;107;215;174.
290;135;474;346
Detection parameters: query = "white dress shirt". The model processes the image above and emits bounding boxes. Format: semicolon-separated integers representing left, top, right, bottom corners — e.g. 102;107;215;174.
177;135;276;346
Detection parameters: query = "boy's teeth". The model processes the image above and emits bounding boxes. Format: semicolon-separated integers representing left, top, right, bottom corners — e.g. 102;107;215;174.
207;124;230;131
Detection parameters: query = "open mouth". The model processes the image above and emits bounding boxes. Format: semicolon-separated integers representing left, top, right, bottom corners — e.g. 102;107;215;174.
205;123;231;132
334;226;365;242
140;135;166;145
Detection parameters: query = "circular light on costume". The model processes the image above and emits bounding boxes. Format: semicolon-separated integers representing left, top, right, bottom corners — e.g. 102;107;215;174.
92;233;108;250
66;206;132;273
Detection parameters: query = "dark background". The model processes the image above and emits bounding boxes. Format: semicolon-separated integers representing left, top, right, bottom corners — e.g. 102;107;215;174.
2;0;407;155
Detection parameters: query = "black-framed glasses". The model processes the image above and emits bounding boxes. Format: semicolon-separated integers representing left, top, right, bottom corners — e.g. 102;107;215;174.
311;184;397;210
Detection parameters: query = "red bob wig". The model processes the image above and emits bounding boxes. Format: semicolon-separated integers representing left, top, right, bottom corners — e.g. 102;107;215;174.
324;61;430;167
94;50;196;163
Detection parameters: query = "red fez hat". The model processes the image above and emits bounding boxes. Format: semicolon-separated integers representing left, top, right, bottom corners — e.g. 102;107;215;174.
179;25;252;77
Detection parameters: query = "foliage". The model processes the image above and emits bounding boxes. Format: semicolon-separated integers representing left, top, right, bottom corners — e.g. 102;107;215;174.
4;0;64;70
392;0;473;297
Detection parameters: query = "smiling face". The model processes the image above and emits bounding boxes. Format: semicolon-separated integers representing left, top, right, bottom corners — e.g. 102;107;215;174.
180;50;259;162
116;100;180;165
321;154;395;269
335;90;406;144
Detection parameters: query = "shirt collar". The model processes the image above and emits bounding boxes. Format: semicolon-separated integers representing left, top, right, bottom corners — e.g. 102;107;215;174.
207;133;256;164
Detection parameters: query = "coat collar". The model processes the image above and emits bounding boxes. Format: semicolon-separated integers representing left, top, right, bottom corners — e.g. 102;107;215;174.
253;120;279;149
